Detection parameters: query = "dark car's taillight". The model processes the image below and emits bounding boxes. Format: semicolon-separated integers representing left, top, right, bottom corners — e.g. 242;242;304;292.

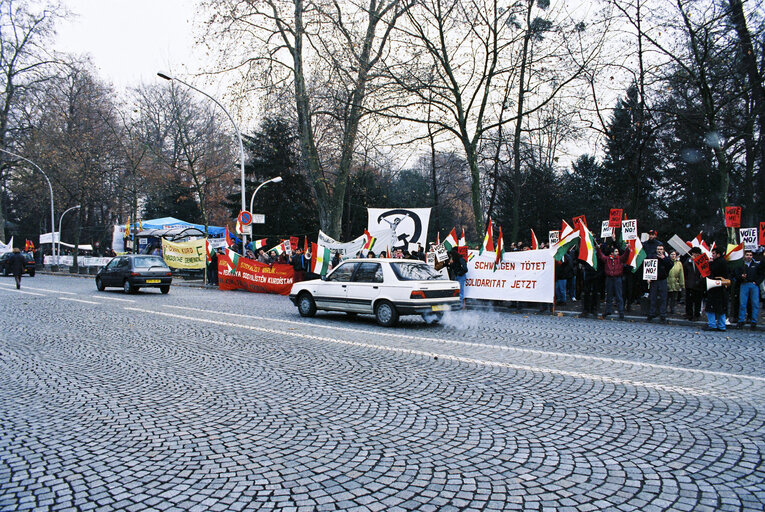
130;272;140;276
166;272;172;276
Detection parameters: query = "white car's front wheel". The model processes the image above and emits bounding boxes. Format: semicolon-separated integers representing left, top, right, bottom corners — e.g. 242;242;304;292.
375;300;398;327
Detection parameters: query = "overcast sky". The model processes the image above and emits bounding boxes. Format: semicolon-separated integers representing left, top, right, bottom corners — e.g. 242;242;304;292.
54;0;204;92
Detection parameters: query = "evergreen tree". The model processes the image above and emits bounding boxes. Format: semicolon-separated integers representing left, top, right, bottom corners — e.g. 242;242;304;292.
227;117;318;243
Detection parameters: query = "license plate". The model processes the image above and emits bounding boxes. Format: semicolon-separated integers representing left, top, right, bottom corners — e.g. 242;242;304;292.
146;279;161;284
431;304;449;311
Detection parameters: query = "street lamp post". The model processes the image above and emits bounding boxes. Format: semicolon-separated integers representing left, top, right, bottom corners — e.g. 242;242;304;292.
57;205;81;264
156;72;247;244
0;148;55;256
249;176;283;216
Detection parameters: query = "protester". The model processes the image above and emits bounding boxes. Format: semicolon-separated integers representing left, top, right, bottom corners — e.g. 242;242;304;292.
735;249;762;329
682;247;704;321
208;249;218;285
331;251;341;269
257;249;269;263
447;247;468;307
596;241;630;319
643;229;664;259
647;244;673;323
666;250;685;315
704;246;729;331
9;247;25;289
578;258;603;318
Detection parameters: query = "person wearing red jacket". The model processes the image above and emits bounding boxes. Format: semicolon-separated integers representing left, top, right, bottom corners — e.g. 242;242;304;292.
596;243;631;319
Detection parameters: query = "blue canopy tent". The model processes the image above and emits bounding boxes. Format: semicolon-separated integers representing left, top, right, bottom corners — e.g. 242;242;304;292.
134;217;226;237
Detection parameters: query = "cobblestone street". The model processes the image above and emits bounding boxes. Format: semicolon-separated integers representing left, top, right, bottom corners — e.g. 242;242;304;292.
1;274;763;511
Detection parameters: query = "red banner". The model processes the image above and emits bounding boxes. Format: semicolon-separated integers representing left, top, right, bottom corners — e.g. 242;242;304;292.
218;255;294;295
693;253;710;278
608;209;623;228
724;206;741;228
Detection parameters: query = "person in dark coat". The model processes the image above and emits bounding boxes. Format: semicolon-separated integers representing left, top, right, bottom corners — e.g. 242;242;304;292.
704;246;729;331
682;247;704;321
9;247;25;289
447;247;468;307
647;244;673;323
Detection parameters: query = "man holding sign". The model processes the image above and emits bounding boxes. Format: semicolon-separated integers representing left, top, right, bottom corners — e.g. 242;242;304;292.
646;244;673;323
704;247;729;331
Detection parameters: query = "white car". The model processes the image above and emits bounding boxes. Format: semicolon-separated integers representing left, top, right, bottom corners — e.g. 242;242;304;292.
289;258;460;326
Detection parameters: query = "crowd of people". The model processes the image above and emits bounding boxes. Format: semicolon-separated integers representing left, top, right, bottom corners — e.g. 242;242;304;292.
551;230;763;331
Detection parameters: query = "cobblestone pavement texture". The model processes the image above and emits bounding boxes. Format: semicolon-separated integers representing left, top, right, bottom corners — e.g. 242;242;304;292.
0;274;763;511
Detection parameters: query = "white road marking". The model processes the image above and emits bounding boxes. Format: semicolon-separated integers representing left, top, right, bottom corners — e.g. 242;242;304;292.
165;304;765;384
59;297;99;305
126;307;720;397
0;287;45;296
91;295;135;302
0;282;75;295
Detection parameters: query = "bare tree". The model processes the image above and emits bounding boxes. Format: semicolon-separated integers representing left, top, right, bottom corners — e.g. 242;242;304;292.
0;0;61;239
203;0;413;238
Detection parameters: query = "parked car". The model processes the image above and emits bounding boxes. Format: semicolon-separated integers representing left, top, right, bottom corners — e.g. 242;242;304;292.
289;258;460;326
0;251;35;277
96;254;173;294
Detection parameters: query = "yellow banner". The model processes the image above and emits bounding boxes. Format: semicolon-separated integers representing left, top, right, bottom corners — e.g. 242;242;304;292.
161;238;207;269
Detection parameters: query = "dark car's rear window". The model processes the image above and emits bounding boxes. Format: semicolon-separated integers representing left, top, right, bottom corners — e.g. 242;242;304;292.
132;256;169;269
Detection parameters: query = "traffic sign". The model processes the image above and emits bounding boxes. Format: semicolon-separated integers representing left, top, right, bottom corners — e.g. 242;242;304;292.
238;211;253;226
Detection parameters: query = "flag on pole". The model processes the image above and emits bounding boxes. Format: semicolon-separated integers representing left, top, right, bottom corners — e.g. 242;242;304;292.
125;217;131;238
443;228;458;251
530;229;539;250
304;235;308;251
311;243;331;275
220;247;240;272
480;218;494;255
494;226;505;271
253;238;267;250
577;222;598;270
436;231;440;245
268;241;287;256
553;222;580;261
687;232;712;258
225;227;235;247
459;228;466;247
362;229;376;255
725;242;744;267
627;237;646;272
235;219;243;235
138;215;143;232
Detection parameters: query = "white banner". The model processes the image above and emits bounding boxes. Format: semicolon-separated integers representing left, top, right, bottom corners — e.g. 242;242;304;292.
464;249;554;303
39;232;60;244
367;208;431;251
112;225;125;253
0;237;13;254
43;256;112;267
318;229;393;257
740;228;758;250
208;238;228;250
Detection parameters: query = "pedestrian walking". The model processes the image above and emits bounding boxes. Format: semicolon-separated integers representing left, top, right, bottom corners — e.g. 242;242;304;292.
9;247;24;289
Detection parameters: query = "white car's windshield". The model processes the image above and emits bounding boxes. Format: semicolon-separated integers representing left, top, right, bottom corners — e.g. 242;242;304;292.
390;262;445;281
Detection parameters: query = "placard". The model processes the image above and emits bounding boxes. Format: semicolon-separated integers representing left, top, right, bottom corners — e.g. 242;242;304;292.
426;252;436;266
601;221;613;238
667;235;689;256
608;209;623;228
548;230;560;246
759;221;765;246
693;253;710;278
740;228;758;251
573;215;587;229
290;236;299;251
457;246;469;260
283;239;292;255
724;206;741;228
434;243;449;262
622;219;637;240
643;259;658;281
